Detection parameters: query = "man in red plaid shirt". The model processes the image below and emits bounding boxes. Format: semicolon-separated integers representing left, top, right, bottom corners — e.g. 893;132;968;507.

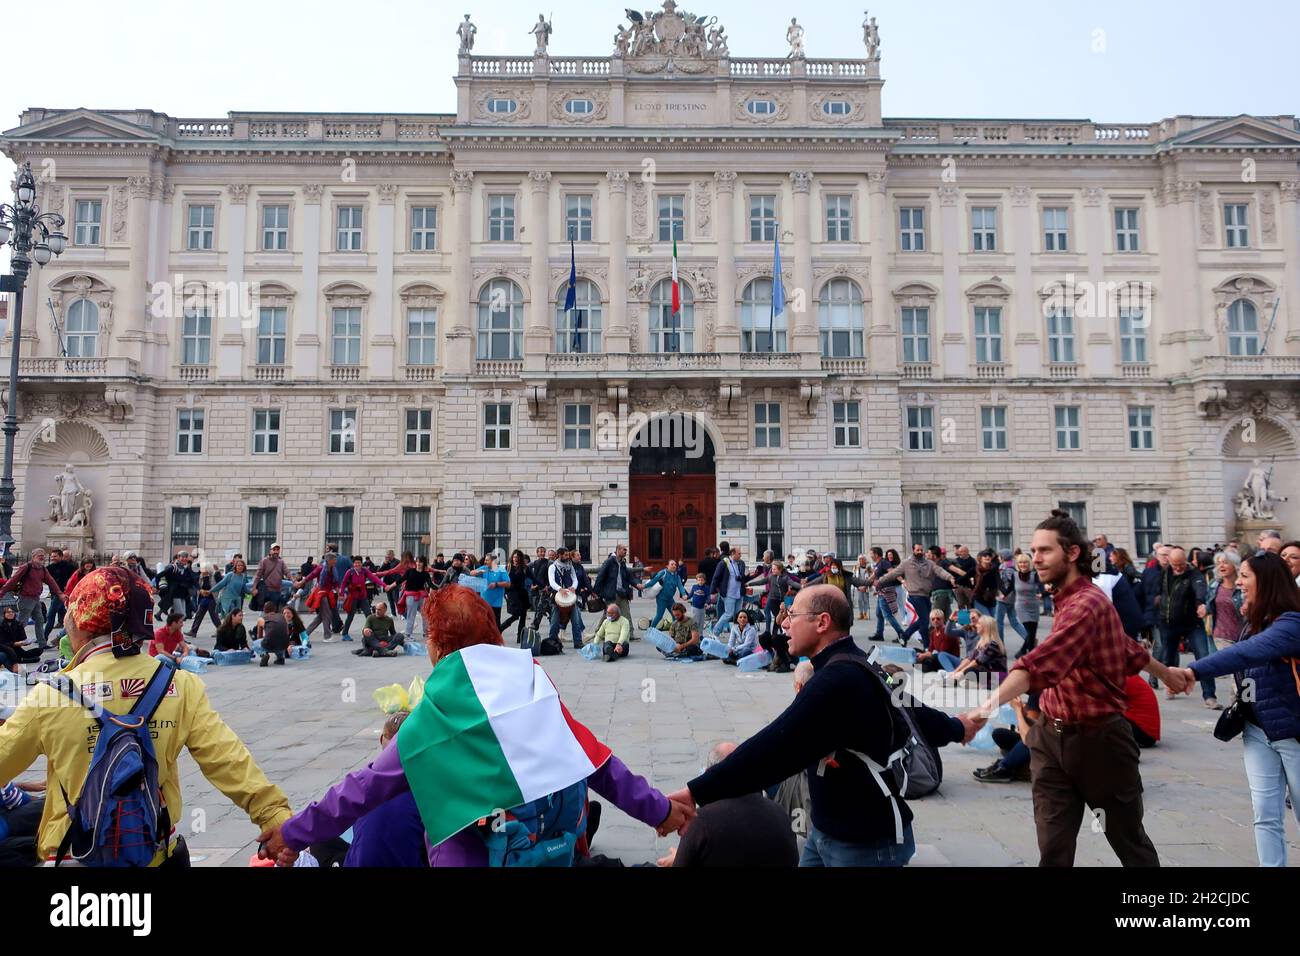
966;510;1190;866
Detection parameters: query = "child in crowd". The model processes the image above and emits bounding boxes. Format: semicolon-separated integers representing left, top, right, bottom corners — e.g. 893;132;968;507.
687;573;712;635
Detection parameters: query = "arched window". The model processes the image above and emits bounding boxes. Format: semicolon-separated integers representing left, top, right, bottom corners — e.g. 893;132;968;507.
555;279;603;353
477;279;524;360
65;298;99;357
649;279;694;353
818;279;864;357
740;278;786;352
1226;299;1260;356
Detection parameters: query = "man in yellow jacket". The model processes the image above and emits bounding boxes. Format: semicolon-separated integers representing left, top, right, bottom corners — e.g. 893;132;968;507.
0;565;291;865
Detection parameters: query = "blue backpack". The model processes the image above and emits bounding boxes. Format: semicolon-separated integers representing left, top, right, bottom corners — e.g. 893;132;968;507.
54;658;177;867
476;781;588;867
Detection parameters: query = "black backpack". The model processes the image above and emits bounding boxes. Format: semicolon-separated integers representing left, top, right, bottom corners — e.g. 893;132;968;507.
538;636;565;656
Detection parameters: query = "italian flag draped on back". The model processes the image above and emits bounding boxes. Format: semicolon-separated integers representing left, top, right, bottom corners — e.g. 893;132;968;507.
396;644;611;848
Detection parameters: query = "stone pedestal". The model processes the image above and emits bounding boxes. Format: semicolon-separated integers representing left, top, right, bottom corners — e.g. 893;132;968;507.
47;526;95;560
1234;517;1280;548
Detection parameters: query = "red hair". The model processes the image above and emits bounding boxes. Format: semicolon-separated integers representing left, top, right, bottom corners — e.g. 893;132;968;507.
421;585;504;658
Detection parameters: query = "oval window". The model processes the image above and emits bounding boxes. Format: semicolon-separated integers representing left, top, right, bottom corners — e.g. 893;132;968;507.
822;100;852;116
565;98;594;115
746;99;777;116
487;98;517;114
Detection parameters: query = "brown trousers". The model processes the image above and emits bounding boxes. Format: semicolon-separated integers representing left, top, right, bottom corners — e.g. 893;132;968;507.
1027;714;1160;867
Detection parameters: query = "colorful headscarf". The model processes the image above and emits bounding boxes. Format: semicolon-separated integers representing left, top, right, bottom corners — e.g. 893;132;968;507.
66;566;155;654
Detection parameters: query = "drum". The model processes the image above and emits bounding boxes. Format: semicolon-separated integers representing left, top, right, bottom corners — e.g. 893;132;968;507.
554;588;576;624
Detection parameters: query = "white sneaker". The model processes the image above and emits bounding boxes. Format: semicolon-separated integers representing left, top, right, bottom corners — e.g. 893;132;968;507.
321;635;336;644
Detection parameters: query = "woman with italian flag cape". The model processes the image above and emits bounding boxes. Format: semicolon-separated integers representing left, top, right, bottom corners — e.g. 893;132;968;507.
258;586;691;866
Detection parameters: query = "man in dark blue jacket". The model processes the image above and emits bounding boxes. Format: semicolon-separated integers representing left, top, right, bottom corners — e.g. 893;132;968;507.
593;544;642;631
709;546;749;636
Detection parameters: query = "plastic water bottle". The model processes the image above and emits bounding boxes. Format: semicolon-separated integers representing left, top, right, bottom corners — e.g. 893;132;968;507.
737;650;772;672
700;637;729;659
969;704;1017;753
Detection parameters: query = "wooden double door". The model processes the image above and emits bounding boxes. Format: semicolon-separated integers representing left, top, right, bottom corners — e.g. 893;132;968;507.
628;475;715;578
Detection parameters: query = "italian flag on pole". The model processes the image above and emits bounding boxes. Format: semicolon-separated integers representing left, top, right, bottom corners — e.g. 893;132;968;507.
396;644;611;848
670;237;681;315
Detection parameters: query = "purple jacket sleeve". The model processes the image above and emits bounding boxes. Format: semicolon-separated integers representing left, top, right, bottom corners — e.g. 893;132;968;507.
280;743;410;850
587;754;670;829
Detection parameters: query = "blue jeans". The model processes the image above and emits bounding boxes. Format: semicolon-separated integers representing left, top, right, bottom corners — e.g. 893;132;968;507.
973;601;996;618
800;823;915;867
874;596;905;639
901;595;930;644
1242;722;1300;867
713;596;741;635
549;607;585;645
43;596;66;638
1185;626;1219;700
936;651;962;671
995;601;1028;643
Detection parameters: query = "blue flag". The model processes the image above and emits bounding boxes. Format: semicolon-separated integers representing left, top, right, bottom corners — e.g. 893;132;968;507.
563;238;577;312
769;231;786;351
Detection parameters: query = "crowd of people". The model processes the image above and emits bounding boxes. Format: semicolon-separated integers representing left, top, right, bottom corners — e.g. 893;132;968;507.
0;518;1297;869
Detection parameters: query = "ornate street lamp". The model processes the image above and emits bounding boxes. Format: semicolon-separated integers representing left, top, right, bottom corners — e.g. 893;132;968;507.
0;161;67;557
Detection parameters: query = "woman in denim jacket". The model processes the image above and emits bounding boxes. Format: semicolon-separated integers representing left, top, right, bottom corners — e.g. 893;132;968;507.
1205;551;1246;651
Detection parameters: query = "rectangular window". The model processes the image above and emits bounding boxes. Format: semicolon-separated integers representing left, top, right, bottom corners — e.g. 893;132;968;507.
170;508;200;554
834;502;865;560
756;503;784;558
262;204;289;251
256;307;287;365
754;402;782;449
1055;406;1081;451
406;308;438;366
749;194;777;242
832;400;861;448
180;309;212;366
331;307;362;365
563;403;593;451
176;409;204;455
401;507;431;560
336;205;363;251
1119;309;1147;363
906;406;934;451
1224;203;1249;248
1133;502;1162;558
1042;207;1069;252
482;505;511;558
980;406;1008;451
974;307;1003;364
900;307;930;363
984;502;1013;552
899;206;925;251
187;204;215;251
410;205;438;251
484;403;512;450
405;408;433;454
1114;207;1140;252
329;408;357;454
657;194;685;241
826;195;853;242
1058;501;1088;537
909;503;939;549
1128;405;1155;450
1047;309;1075;363
487;194;515;241
971;206;997;251
562;505;592;564
252;409;281;455
74;199;102;246
325;507;355;557
247;507;278;564
564;194;593;241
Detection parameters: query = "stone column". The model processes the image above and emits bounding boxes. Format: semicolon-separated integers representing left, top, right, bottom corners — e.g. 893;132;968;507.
1081;187;1113;375
866;170;896;373
445;170;474;374
524;170;553;370
605;170;630;354
1010;185;1038;376
216;183;248;381
790;171;819;358
294;183;323;380
119;175;153;364
1280;180;1299;345
714;170;738;353
939;185;966;374
371;183;398;379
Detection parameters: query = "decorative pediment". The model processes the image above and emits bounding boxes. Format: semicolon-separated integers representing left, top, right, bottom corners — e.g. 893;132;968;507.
473;89;532;123
893;281;938;308
966;279;1011;307
256;281;296;308
322;281;371;307
734;90;791;124
2;108;161;143
398;281;446;308
1172;115;1300;148
1212;274;1279;319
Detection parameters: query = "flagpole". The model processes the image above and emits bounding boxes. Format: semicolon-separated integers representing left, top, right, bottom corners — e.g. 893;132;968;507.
1260;285;1281;355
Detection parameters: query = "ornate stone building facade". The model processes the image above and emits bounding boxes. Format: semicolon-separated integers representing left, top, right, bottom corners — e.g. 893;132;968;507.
2;5;1299;564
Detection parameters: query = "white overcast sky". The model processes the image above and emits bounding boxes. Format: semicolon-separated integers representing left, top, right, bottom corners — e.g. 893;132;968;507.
2;0;1296;259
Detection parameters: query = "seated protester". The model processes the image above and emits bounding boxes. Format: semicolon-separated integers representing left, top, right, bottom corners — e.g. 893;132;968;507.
758;603;793;673
945;605;983;657
343;711;427;867
0;605;41;669
973;694;1041;783
591;603;631;663
917;609;962;673
658;742;798;868
0;694;45;867
944;616;1006;683
213;610;251;653
686;573;713;636
150;613;211;660
1122;672;1160;748
723;610;759;666
283;606;310;648
256;602;291;667
656;603;704;658
358;603;403;658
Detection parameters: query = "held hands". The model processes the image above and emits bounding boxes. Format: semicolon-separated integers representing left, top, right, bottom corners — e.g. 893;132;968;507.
255;823;299;867
956;711;986;744
658;790;697;836
1160;666;1193;695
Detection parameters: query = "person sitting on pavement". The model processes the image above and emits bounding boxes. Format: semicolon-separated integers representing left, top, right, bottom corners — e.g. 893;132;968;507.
0;690;45;867
943;616;1006;683
213;610;251;653
723;610;759;666
652;603;704;659
758;603;794;673
591;603;632;662
358;602;403;658
0;605;41;670
150;612;210;661
256;602;292;667
917;608;963;673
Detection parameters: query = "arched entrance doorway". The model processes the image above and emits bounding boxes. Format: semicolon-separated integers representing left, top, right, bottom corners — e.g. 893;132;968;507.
629;414;716;577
